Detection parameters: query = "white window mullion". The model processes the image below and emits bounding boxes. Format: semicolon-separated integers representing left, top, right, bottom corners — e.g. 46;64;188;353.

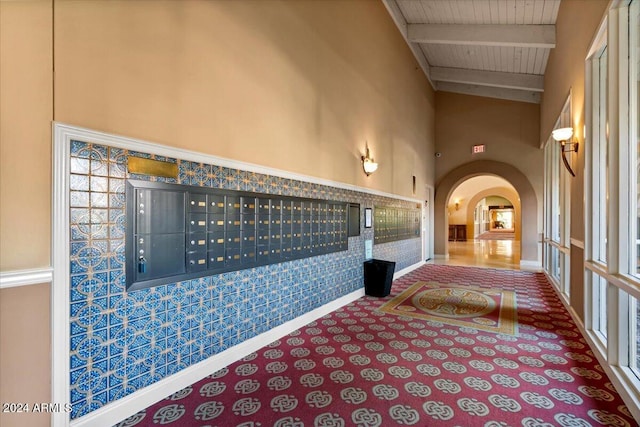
606;3;622;367
584;52;596;331
560;179;568;294
628;0;640;279
585;57;594;262
609;6;628;277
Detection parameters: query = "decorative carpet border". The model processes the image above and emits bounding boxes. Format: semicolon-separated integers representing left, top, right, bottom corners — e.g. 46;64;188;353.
378;281;518;335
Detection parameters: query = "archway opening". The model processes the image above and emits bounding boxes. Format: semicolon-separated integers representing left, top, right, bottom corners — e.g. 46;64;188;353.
445;175;521;269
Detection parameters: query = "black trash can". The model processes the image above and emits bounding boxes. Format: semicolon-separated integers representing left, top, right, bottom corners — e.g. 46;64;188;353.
363;259;396;297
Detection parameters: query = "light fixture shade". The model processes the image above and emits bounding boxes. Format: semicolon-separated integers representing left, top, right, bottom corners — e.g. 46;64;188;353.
552;127;574;142
363;158;378;175
362;144;378;176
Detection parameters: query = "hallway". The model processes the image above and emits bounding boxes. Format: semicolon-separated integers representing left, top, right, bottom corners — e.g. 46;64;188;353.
432;239;522;271
4;2;640;426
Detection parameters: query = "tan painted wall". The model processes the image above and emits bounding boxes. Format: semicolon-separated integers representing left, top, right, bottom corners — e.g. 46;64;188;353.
448;202;466;224
541;0;608;243
0;2;53;426
0;284;51;427
54;0;435;197
0;1;434;424
541;0;608;142
434;92;542;194
0;0;53;272
540;0;609;322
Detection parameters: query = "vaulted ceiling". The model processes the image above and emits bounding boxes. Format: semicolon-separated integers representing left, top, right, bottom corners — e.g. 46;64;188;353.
383;0;561;104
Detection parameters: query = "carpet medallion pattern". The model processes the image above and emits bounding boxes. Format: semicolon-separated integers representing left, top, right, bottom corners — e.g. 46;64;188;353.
378;281;517;335
114;265;636;427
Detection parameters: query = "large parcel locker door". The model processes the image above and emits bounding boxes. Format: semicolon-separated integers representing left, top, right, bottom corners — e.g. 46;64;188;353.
133;188;187;286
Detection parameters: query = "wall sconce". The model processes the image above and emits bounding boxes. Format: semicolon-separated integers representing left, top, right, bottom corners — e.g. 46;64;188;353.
551;127;579;177
454;198;461;211
361;145;378;176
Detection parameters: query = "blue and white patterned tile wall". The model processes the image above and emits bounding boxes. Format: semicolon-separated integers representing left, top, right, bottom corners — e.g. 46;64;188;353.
67;140;422;419
372;238;422;272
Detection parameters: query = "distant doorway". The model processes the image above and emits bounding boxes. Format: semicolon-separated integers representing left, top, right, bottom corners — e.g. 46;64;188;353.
490;208;515;231
434;161;540;270
444;175;522;269
476;206;516;241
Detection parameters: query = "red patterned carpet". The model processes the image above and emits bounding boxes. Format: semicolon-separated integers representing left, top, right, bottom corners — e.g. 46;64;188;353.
114;265;636;426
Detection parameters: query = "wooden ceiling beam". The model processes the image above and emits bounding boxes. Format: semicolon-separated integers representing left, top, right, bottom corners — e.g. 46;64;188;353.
431;67;544;92
436;82;541;104
408;24;556;48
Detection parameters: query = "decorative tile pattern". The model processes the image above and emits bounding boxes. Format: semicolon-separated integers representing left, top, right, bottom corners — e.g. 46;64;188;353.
67;140;422;419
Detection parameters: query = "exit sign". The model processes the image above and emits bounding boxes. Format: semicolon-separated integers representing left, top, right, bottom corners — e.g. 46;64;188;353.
472;144;485;154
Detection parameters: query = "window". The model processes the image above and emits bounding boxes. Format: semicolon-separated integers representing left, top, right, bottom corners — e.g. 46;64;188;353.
594;272;608;341
593;46;608;264
584;1;640;415
550;134;561;243
630;0;640;279
628;0;640;384
543;96;571;296
632;295;640;380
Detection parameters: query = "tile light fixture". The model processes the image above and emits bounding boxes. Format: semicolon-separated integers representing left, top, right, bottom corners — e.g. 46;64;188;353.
361;144;378;176
552;127;579;177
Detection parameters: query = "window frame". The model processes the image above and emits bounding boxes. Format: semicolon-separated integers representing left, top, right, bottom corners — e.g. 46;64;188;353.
583;1;640;418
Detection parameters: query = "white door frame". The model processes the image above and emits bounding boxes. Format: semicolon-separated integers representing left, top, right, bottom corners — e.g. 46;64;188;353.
423;185;434;260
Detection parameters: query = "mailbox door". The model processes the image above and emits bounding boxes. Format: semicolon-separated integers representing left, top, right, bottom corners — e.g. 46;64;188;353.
135;189;185;235
188;193;208;213
187;251;208;273
208;194;225;214
135;234;186;281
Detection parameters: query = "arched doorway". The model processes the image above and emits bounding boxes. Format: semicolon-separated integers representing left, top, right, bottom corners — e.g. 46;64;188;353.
464;185;521;241
434;160;540;270
446;178;522;268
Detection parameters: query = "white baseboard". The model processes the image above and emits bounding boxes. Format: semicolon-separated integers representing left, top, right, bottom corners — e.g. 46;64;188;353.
0;267;53;289
519;260;542;271
393;261;426;280
71;288;365;427
434;253;449;259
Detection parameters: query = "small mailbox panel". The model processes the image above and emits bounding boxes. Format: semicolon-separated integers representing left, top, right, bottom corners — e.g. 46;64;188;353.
208;232;225;255
241;197;256;214
187;214;207;233
126;179;353;290
187;252;208;272
187;233;207;251
188;193;208;212
208;214;225;233
208;253;225;269
208;194;225;213
226;196;241;213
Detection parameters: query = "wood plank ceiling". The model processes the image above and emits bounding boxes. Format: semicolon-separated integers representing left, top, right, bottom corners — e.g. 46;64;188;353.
383;0;561;103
